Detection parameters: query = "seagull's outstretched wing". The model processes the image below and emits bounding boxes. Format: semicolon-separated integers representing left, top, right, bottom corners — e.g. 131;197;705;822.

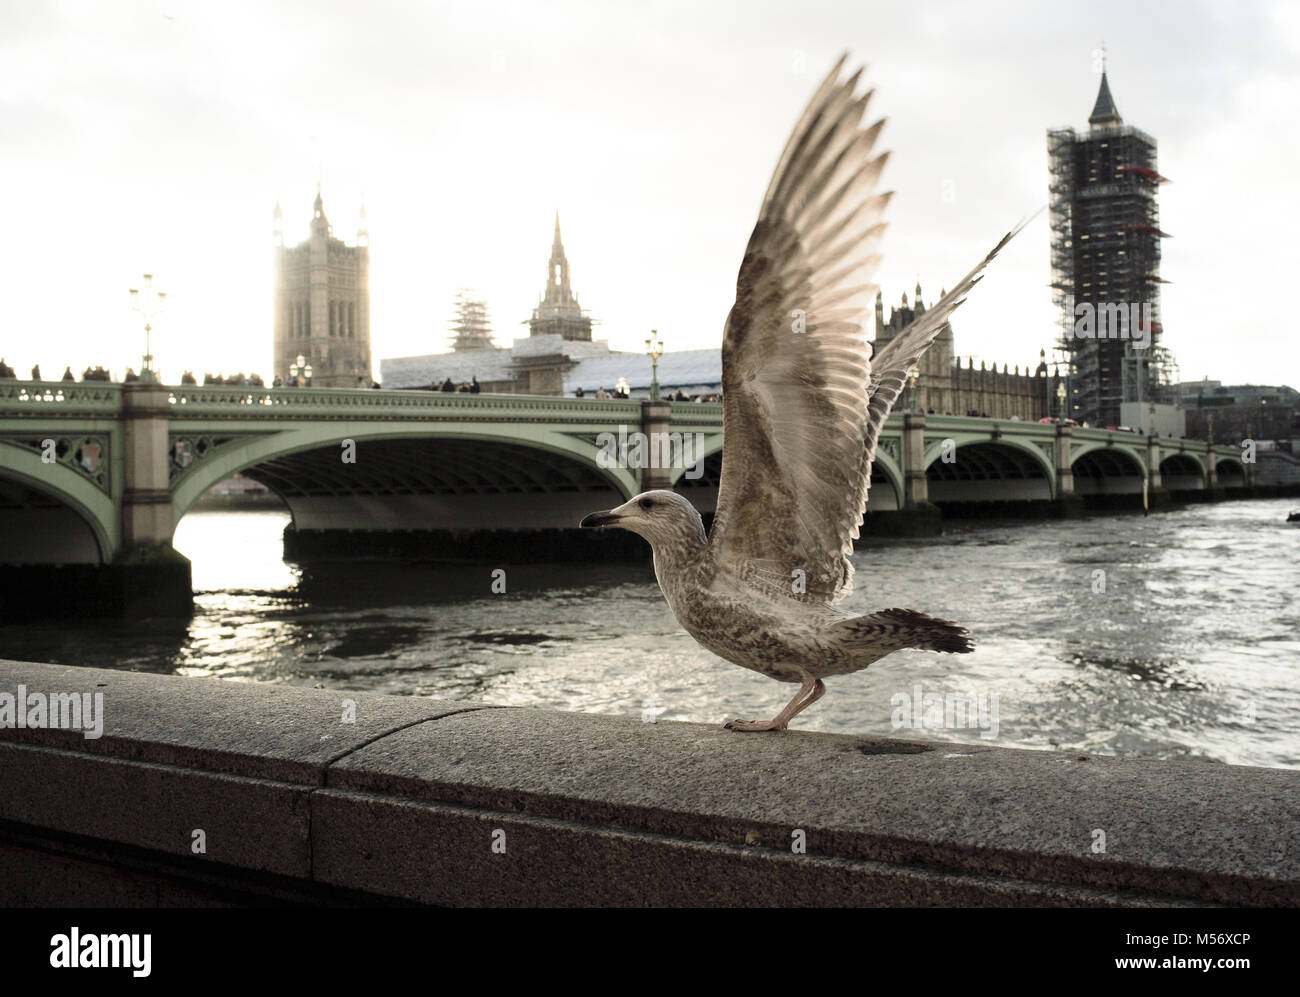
708;57;890;605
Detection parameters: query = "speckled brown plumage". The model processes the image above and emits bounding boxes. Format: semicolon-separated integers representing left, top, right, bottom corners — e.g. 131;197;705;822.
580;56;1022;731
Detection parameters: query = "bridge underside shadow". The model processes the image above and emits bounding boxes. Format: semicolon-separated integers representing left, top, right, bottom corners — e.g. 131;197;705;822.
1073;448;1150;510
1160;454;1206;495
0;475;189;620
1216;459;1245;489
925;442;1053;518
0;478;102;565
235;437;646;562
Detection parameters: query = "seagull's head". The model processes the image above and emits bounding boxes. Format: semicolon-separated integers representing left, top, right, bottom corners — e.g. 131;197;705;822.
580;490;707;550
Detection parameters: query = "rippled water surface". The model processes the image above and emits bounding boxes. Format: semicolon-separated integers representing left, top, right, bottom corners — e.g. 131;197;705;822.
5;500;1298;768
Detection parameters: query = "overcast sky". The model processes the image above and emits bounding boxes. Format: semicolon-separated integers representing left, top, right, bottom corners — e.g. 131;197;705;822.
3;0;1297;386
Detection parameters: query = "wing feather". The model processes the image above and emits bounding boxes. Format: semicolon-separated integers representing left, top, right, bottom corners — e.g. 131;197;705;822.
708;57;1033;607
708;58;888;604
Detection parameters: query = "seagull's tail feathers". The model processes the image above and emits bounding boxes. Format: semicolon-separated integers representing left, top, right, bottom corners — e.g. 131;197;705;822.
828;607;974;656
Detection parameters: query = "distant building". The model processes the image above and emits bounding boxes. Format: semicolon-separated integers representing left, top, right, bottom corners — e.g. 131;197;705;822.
526;214;595;342
384;222;1042;408
872;285;1048;420
1047;67;1178;427
1179;380;1298;450
273;191;372;387
448;289;496;351
381;335;721;398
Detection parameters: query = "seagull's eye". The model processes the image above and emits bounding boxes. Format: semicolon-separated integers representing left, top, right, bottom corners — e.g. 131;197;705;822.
639;498;653;511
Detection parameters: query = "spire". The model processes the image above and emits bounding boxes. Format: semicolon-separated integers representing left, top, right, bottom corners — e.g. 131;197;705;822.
543;214;576;309
311;187;329;238
528;215;593;341
273;201;283;245
1088;70;1122;128
357;201;369;247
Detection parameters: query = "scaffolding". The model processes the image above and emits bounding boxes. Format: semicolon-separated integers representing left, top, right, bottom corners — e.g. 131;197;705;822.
448;289;495;352
1048;115;1176;427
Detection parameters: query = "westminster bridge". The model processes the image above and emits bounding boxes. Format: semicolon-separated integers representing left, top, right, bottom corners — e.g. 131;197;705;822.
0;380;1252;612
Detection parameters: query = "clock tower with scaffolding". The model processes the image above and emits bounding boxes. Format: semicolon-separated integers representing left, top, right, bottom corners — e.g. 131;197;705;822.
1047;62;1178;428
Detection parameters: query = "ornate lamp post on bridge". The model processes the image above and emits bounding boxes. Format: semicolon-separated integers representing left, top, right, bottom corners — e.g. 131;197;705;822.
289;354;313;387
1056;380;1067;421
128;274;166;383
645;329;663;401
907;367;920;413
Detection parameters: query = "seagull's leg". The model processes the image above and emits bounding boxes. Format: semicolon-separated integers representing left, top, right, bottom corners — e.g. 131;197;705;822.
725;671;825;732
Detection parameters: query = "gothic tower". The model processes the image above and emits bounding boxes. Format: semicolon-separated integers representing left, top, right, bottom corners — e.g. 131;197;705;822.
273;190;372;387
526;213;594;341
873;285;954;386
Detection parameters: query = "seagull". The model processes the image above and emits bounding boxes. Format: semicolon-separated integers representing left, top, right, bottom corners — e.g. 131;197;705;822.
581;55;1025;732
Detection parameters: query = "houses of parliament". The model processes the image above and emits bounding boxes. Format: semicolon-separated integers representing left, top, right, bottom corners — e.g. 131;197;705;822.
873;285;1049;421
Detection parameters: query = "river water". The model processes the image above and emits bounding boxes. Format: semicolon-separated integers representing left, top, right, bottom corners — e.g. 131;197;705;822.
4;499;1298;768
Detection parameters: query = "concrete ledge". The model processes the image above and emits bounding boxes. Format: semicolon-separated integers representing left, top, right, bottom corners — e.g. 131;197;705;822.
1;659;1296;907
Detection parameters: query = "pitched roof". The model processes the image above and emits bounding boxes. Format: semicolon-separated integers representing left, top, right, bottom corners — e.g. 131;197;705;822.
379;340;723;395
562;348;721;395
1088;71;1122;127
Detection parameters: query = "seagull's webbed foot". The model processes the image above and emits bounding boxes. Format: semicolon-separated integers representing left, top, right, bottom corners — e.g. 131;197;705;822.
724;717;787;733
723;672;825;734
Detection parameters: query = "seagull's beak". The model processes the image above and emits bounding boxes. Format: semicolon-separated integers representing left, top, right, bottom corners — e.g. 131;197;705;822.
580;510;623;529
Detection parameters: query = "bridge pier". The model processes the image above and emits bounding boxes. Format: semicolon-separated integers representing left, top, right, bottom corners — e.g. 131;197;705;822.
883;412;941;535
1051;425;1085;517
111;384;192;616
902;413;927;505
639;400;674;492
121;383;176;551
1145;434;1172;511
1201;441;1228;501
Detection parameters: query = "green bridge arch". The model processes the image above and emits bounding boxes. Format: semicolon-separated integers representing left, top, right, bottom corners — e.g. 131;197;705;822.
169;422;642;530
1069;440;1148;471
922;433;1056;500
0;445;118;563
